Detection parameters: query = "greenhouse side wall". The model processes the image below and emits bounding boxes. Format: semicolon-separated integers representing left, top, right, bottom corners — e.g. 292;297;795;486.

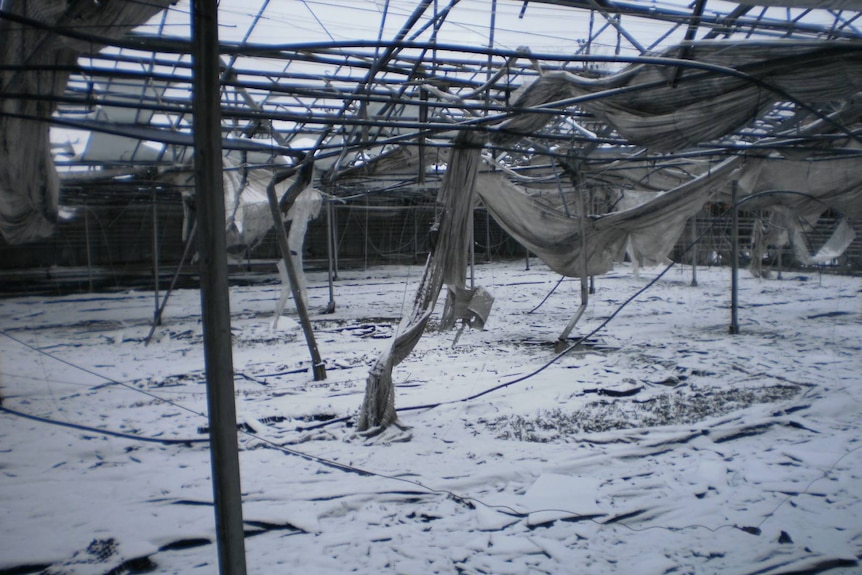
1;189;859;295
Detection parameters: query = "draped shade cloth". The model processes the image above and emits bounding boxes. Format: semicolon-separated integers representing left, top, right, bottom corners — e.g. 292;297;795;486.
0;0;175;245
476;146;861;280
734;1;862;9
475;158;743;277
737;153;862;220
494;41;862;152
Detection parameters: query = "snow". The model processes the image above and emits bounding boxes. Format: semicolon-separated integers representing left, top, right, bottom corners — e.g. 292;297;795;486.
1;259;860;574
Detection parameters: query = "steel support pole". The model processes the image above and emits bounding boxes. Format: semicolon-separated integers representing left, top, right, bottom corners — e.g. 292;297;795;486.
777;247;783;280
469;207;475;290
145;220;198;346
331;203;339;278
151;188;160;326
690;214;698;287
190;2;248;574
557;183;589;345
325;199;336;313
84;201;93;293
418;88;427;186
730;182;740;335
485;208;491;262
265;180;327;381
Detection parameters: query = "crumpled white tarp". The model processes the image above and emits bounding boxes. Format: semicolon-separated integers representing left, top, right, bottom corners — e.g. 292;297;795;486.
792;217;857;265
272;184;324;325
475;158;742;277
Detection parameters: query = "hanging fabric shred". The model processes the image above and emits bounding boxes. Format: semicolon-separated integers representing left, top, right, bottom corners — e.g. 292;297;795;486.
0;0;175;244
475;157;743;277
358;132;487;433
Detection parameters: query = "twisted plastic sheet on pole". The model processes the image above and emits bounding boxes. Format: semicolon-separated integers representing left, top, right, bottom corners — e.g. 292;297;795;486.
358;133;483;433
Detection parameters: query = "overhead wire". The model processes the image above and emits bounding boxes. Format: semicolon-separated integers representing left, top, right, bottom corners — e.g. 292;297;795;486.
298;0;336;42
0;329;207;422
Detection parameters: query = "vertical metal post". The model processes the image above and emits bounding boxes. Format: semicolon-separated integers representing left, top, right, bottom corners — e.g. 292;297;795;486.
556;180;590;344
525;247;530;270
469;207;475;290
485;207;491;262
690;214;698;287
487;0;497;115
190;2;248;574
418;88;427;186
577;188;589;310
325;199;336;312
364;195;369;270
151;188;161;325
331;203;339;278
84;201;93;293
588;187;595;295
413;202;419;262
482;1;496;270
777;244;783;280
145;221;198;346
265;181;327;381
729;182;739;335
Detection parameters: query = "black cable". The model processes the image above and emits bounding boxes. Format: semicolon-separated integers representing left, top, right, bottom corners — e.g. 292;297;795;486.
528;275;567;314
753;443;862;530
462;257;683;402
2;317;856;541
0;396;762;536
299;197;736;430
7;391;850;541
0;405;206;445
254;424;858;541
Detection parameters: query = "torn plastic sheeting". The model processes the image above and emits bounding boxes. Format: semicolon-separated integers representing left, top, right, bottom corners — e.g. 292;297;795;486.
0;0;175;245
448;286;495;330
494;41;862;152
475;158;740;278
792;217;857;265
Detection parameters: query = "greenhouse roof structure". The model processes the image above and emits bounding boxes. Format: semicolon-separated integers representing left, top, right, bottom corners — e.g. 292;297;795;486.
3;4;862;561
1;0;862;245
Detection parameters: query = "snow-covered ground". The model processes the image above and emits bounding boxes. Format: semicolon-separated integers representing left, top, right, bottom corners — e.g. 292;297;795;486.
1;259;860;575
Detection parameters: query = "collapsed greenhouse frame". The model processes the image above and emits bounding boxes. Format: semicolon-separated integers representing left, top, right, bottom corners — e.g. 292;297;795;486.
2;0;862;421
0;0;862;429
2;2;862;572
3;0;862;424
